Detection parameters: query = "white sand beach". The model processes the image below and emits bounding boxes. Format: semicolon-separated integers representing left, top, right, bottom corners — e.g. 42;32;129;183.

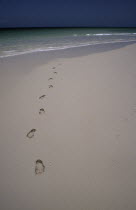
0;43;136;210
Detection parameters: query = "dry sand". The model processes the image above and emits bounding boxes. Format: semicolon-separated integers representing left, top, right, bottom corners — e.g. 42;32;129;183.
0;43;136;210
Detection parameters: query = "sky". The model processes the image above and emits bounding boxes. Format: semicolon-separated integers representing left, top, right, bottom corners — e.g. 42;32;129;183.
0;0;136;28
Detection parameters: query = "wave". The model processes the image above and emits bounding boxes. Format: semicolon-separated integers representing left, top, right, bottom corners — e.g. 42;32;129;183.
74;33;136;37
95;33;136;36
86;33;111;36
0;39;136;58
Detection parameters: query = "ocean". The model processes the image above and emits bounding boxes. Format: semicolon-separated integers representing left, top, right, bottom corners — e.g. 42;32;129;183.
0;28;136;58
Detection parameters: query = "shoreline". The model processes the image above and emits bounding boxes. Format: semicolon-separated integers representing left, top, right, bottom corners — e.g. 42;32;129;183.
1;41;136;80
1;39;136;60
0;39;136;59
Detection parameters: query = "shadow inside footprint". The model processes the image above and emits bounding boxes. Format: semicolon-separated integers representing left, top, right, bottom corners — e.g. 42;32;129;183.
39;108;45;115
49;85;53;88
35;159;45;175
48;78;53;81
53;71;57;74
52;67;56;69
39;95;46;99
26;129;36;138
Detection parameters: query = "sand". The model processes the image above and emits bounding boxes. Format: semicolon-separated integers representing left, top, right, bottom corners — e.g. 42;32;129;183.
0;43;136;210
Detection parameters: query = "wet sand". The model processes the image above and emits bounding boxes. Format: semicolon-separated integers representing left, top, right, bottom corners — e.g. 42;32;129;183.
0;43;136;210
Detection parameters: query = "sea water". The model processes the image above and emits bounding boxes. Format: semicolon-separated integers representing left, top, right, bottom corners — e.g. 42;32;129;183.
0;28;136;58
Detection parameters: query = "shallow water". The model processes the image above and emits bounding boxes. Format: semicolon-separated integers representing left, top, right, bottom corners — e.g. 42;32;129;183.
0;28;136;57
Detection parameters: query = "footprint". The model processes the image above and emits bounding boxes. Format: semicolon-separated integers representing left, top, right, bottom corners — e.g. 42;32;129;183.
35;159;45;175
49;85;53;88
39;95;46;100
52;67;56;69
48;78;53;81
26;129;36;138
53;71;57;74
39;108;45;115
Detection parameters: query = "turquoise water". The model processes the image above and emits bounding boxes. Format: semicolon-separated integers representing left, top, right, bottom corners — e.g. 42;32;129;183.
0;28;136;58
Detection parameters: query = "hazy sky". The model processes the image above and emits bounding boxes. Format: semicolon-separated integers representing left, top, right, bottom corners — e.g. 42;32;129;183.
0;0;136;27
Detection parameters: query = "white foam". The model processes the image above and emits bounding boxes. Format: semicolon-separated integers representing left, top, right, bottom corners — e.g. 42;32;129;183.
0;39;136;58
95;34;111;36
92;33;136;36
